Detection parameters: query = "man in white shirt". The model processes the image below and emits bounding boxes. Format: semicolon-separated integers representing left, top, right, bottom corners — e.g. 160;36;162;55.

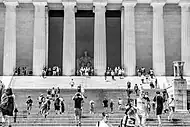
136;93;147;127
96;112;113;127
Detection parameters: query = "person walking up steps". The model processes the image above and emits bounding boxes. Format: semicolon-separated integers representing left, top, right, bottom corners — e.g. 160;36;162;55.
136;92;147;127
153;91;164;127
103;97;109;112
96;112;113;127
89;100;95;114
72;92;84;126
54;95;61;115
168;94;175;121
26;96;33;115
110;99;114;114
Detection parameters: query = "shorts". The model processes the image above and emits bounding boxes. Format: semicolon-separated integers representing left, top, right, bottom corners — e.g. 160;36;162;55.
75;108;82;118
27;104;32;110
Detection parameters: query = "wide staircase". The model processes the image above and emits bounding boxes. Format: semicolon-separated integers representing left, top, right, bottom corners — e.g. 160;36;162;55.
0;76;190;126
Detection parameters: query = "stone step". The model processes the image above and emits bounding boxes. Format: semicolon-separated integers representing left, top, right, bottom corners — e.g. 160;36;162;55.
10;121;190;127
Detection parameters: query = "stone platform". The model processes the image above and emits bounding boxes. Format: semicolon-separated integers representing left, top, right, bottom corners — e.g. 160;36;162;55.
0;76;177;89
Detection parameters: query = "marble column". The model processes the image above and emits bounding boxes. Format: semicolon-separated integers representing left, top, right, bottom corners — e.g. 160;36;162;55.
62;1;76;76
45;6;49;68
121;7;124;68
93;1;107;75
33;2;47;75
122;1;137;76
179;2;190;76
151;2;166;76
3;2;18;76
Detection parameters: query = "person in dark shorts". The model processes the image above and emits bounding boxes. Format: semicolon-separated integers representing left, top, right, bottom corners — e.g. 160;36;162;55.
102;97;109;112
72;92;84;126
110;99;114;114
153;91;164;127
26;96;33;115
54;95;60;114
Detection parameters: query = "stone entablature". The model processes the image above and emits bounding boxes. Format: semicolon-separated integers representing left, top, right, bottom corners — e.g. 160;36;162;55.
0;0;185;4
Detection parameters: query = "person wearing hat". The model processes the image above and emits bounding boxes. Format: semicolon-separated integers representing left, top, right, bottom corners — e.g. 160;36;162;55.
153;91;164;127
0;88;16;127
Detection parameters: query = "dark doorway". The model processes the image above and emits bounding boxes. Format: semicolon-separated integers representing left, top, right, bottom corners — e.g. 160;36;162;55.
106;10;121;69
48;10;64;70
76;10;94;71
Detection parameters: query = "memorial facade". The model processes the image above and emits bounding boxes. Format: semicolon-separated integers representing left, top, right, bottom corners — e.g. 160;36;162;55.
0;0;190;76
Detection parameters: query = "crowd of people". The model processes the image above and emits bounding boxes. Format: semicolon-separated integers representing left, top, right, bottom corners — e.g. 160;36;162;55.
42;66;61;77
96;88;175;127
14;67;30;76
136;67;158;89
104;67;125;80
0;78;177;127
76;66;94;76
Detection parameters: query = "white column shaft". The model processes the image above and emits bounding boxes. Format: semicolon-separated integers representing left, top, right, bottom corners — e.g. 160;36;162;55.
152;4;165;76
94;4;107;75
181;5;190;76
33;3;46;75
45;7;49;67
62;3;76;75
121;7;124;68
3;2;18;75
123;4;136;76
